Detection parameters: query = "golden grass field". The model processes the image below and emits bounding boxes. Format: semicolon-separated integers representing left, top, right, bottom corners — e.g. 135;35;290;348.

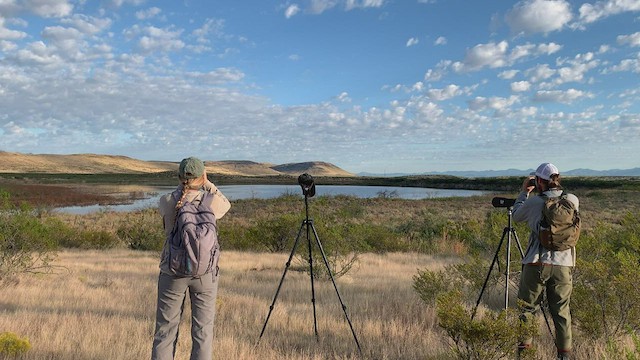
0;250;467;360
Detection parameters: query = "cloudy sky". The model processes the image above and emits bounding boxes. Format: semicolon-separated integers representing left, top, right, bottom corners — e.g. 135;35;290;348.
1;0;639;174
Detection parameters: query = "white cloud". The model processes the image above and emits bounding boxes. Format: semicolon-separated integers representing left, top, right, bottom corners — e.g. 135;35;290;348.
617;32;640;47
424;60;451;81
468;95;519;113
135;7;162;20
285;4;300;18
0;17;26;40
607;55;640;73
533;88;594;103
426;84;462;101
109;0;146;8
307;0;384;14
505;0;572;35
336;92;351;102
345;0;385;11
434;36;447;45
60;15;112;35
578;0;640;25
498;69;519;79
406;37;419;47
511;81;531;92
23;0;73;18
10;40;62;65
552;52;600;85
138;26;185;54
451;41;561;73
0;0;20;16
525;63;556;83
309;0;340;14
453;41;509;72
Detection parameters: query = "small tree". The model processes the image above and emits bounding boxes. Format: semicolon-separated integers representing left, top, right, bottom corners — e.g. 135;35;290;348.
436;290;537;360
0;190;59;283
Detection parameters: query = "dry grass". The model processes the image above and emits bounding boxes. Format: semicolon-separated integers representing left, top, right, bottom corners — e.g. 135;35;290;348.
0;250;456;360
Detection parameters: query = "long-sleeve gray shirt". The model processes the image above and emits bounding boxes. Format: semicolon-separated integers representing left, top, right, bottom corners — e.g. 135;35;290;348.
512;188;578;266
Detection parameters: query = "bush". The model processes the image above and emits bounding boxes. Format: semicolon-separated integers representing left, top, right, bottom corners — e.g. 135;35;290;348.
116;208;165;251
572;212;640;340
0;331;31;357
436;290;537;360
0;191;59;282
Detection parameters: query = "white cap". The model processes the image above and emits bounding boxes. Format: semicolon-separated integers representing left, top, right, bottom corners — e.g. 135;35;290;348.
535;162;559;181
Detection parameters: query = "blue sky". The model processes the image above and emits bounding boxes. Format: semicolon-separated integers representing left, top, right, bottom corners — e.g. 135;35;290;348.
0;0;639;174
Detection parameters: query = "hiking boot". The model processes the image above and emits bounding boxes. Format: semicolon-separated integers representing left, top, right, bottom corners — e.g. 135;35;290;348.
557;351;571;360
516;343;531;359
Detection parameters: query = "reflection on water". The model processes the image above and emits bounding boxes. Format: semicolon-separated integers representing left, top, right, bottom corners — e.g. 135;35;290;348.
55;184;487;215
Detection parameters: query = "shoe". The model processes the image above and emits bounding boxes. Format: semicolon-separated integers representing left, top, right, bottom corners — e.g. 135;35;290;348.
517;343;531;359
557;351;571;360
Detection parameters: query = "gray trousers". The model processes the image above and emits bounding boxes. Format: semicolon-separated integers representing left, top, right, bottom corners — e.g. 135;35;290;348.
151;271;219;360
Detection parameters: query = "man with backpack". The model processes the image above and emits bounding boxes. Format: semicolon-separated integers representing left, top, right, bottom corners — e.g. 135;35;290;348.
152;157;231;360
512;163;580;360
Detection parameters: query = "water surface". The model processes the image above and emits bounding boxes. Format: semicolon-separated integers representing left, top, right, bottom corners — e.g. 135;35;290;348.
55;184;487;214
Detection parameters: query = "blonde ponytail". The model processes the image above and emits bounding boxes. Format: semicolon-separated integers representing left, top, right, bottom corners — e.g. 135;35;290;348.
175;175;206;209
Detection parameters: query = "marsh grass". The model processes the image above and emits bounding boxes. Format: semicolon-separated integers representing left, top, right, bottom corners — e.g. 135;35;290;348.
0;250;457;360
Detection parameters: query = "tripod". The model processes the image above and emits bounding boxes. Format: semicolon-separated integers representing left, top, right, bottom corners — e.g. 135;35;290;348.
471;204;553;336
258;190;362;354
472;205;524;319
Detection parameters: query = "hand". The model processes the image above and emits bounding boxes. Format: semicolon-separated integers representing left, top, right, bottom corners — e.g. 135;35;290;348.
522;177;535;193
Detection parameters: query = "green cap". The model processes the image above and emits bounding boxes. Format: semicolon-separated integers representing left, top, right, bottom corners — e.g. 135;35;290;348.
178;157;205;179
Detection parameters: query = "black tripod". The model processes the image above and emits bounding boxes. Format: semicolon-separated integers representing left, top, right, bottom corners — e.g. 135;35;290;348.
472;201;525;319
258;174;362;354
471;198;553;336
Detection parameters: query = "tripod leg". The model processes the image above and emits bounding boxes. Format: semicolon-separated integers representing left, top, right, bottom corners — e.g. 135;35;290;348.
306;220;319;339
309;223;362;354
472;227;508;320
258;221;306;341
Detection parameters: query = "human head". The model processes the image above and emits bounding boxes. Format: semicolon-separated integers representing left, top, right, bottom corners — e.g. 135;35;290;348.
178;157;206;188
535;162;561;190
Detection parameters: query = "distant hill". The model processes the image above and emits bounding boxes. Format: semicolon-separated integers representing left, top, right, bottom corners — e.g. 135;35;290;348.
0;152;355;177
359;167;640;177
271;161;352;177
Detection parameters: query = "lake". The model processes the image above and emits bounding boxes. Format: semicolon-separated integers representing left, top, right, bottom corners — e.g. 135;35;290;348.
54;184;488;214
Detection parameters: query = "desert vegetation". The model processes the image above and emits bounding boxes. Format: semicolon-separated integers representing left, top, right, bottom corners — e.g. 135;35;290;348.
1;180;639;359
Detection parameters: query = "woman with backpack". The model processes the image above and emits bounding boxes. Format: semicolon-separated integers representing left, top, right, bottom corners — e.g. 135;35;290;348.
512;162;579;360
151;156;231;360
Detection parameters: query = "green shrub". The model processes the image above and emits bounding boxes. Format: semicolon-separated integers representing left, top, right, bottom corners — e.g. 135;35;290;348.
0;331;31;356
116;209;165;251
572;212;640;340
0;191;59;281
435;290;537;360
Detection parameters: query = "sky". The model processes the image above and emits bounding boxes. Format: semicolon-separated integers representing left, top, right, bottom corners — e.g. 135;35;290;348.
0;0;639;174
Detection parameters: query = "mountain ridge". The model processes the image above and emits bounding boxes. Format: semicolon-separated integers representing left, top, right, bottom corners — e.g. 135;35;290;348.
359;167;640;177
0;152;355;177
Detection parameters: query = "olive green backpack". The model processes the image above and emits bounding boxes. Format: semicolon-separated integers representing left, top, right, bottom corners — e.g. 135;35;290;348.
539;193;581;251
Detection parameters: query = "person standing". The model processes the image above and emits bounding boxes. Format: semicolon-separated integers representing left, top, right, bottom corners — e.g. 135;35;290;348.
152;157;231;360
512;162;578;360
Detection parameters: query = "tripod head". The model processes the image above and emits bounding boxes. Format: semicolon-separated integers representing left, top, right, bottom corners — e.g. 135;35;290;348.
298;173;316;197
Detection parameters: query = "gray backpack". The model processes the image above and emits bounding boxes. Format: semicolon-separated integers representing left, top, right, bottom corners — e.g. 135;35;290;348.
168;190;220;277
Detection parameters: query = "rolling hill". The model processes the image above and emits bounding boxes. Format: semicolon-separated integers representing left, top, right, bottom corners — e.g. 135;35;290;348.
0;152;355;177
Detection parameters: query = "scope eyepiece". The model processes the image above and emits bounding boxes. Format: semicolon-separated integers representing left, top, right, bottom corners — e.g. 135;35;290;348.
492;197;516;208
